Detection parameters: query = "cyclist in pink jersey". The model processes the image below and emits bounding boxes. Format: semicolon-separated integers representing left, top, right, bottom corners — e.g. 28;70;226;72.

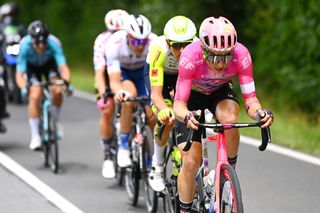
173;16;274;212
93;9;128;179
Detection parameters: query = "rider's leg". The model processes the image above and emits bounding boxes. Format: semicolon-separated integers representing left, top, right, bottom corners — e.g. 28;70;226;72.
119;80;136;147
100;100;116;178
153;122;174;164
28;86;42;149
100;100;115;154
177;142;202;212
117;80;137;167
51;78;63;122
215;99;240;168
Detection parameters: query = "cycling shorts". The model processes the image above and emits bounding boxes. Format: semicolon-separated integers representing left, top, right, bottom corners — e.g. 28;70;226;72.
121;67;148;97
175;82;239;145
26;57;60;84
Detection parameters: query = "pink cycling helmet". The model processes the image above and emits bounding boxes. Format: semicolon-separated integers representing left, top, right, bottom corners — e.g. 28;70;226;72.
199;16;237;53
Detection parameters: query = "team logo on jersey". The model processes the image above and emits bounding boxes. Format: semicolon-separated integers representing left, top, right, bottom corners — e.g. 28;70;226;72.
151;68;158;76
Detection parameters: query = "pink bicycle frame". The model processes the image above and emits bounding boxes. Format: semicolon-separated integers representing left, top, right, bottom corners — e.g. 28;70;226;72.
206;132;229;213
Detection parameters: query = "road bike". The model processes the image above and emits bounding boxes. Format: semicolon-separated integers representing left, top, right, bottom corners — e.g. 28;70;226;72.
100;90;124;185
117;96;154;206
32;80;70;174
183;117;271;213
145;119;181;213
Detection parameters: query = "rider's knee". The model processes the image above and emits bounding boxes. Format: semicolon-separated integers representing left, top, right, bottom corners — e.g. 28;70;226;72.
182;155;201;176
217;112;238;123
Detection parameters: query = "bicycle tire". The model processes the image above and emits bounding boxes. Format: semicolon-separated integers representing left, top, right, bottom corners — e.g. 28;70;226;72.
47;108;59;174
163;145;179;213
142;126;158;213
125;123;140;206
125;162;140;206
219;164;243;213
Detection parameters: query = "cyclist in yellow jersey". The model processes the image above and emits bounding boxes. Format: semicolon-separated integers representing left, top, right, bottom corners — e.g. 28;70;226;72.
145;15;197;192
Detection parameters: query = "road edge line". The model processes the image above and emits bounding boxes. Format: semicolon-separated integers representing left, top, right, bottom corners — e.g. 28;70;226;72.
240;135;320;166
0;151;84;213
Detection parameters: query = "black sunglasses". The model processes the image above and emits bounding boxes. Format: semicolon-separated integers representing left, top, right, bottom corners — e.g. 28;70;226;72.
169;41;192;49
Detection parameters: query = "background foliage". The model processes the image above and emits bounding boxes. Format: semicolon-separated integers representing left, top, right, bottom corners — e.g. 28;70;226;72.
2;0;320;118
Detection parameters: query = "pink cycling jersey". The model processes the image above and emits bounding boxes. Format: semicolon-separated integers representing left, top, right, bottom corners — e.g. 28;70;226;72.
175;40;256;102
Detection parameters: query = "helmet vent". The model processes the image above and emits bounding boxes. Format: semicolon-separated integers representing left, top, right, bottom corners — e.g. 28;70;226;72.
221;36;225;48
213;36;217;48
228;35;231;48
204;36;210;46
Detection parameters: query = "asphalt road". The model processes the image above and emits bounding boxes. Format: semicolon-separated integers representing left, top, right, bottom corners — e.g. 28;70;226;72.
0;92;319;213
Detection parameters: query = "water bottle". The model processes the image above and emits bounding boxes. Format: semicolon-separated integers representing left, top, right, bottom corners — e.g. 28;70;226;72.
171;146;181;176
203;169;216;212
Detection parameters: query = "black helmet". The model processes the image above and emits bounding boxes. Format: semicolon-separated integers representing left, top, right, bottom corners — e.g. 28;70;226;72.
27;20;49;45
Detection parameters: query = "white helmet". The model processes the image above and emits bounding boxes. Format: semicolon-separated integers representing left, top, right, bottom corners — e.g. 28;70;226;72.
125;14;151;39
164;15;196;42
104;9;129;31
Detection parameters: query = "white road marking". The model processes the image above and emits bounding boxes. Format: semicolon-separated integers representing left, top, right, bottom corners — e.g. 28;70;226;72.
240;135;320;166
0;151;84;213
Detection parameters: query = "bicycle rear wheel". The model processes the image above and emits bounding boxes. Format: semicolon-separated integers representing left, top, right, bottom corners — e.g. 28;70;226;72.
219;164;243;213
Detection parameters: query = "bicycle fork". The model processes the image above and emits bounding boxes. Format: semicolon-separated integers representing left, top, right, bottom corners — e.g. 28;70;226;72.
207;133;229;213
42;99;51;142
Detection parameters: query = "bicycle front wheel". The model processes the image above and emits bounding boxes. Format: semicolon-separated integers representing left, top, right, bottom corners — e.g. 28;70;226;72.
125;162;140;206
47;108;59;174
142;126;158;213
219;164;243;213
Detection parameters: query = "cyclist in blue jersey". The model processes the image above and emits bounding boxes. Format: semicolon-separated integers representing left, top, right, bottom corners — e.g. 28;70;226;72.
16;20;72;150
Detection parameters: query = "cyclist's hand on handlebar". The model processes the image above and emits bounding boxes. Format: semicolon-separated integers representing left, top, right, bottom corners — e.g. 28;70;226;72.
184;110;201;130
157;108;175;125
114;89;131;103
62;80;73;96
20;86;29;102
256;109;274;128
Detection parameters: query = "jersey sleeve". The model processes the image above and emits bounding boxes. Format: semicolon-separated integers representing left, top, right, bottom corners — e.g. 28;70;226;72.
16;36;28;73
105;35;121;74
236;44;256;99
93;33;108;71
149;43;165;86
174;48;195;103
49;35;66;66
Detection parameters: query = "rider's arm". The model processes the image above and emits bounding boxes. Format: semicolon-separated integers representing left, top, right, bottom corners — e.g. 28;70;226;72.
149;43;168;110
108;72;122;94
58;64;71;83
16;38;27;89
173;52;195;123
93;33;109;96
236;44;272;127
95;69;107;96
49;35;71;83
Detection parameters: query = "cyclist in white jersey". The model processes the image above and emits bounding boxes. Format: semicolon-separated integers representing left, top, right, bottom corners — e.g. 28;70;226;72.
106;14;157;168
93;9;128;179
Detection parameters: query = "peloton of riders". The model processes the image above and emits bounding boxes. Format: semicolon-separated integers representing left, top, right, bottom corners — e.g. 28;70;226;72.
1;4;274;212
